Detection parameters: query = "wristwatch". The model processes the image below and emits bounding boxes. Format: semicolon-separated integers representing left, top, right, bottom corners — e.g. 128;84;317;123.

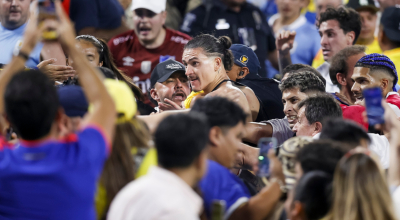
13;50;29;61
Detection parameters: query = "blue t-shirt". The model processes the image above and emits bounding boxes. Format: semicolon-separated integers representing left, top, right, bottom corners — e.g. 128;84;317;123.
266;15;321;78
0;126;109;220
199;160;251;219
69;0;124;34
0;22;43;68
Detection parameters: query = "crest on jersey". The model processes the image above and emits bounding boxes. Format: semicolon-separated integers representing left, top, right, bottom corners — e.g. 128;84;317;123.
141;61;152;74
123;56;135;66
240;55;248;65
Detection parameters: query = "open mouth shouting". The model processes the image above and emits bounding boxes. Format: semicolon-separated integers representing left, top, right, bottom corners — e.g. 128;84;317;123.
172;91;187;102
138;26;151;36
188;75;200;89
287;114;298;125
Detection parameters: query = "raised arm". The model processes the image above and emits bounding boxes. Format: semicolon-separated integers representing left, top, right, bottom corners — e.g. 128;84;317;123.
54;1;116;141
276;30;296;74
0;2;44;115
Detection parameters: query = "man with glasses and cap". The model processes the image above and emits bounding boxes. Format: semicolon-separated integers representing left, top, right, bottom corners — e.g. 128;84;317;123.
150;59;190;112
108;0;191;105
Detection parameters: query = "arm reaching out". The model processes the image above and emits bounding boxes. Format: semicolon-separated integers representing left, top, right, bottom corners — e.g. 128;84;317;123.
54;1;116;142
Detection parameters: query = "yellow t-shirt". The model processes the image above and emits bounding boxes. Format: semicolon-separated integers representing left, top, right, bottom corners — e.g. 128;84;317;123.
384;47;400;85
358;37;382;54
184;91;204;109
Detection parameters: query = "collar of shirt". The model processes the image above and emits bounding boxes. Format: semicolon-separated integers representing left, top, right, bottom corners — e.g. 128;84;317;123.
148;166;203;215
0;21;27;34
268;14;307;33
386;91;399;98
312;132;321;139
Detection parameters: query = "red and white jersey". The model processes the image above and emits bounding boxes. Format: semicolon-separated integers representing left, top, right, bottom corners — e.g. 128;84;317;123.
386;92;400;117
108;28;191;95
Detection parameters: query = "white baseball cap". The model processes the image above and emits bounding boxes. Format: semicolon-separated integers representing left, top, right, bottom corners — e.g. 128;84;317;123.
130;0;166;14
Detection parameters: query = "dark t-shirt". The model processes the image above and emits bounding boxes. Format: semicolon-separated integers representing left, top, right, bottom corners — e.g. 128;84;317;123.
69;0;124;34
238;74;284;120
180;0;276;77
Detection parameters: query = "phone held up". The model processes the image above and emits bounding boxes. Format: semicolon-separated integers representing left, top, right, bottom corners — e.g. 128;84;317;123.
257;137;277;177
38;0;58;41
363;87;385;126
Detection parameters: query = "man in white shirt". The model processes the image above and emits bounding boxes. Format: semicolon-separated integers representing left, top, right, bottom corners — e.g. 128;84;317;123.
319;117;390;169
315;7;361;93
107;114;209;220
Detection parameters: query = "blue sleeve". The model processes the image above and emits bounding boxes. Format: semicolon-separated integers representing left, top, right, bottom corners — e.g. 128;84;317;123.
70;0;123;33
312;28;321;60
76;126;109;168
199;161;250;219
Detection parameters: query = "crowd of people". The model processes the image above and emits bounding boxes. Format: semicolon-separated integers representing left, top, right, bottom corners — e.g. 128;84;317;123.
1;0;400;219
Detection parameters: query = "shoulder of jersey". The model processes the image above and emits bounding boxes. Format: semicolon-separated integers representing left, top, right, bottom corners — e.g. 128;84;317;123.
110;30;136;47
167;28;192;44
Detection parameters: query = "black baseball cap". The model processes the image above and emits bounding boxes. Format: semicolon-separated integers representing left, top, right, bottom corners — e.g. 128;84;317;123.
346;0;379;12
150;59;186;88
381;6;400;42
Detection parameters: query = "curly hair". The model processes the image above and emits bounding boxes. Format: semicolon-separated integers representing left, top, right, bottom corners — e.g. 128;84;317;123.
279;71;326;93
329;45;366;89
318;7;361;45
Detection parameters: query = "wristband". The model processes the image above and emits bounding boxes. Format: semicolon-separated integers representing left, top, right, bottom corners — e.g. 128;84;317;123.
14;50;30;61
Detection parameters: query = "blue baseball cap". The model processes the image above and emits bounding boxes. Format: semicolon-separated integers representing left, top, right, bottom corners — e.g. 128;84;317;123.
58;85;89;118
230;44;261;75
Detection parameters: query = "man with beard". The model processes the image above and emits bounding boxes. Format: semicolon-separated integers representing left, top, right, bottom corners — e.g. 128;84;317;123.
351;53;400;116
150;60;190;112
108;0;191;103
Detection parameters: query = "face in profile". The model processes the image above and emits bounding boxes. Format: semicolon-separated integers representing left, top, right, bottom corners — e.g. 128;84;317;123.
68;40;103;68
292;106;317;137
351;66;376;102
151;72;190;105
133;9;166;45
0;0;31;28
182;48;218;92
282;88;309;129
212;122;244;168
319;19;353;62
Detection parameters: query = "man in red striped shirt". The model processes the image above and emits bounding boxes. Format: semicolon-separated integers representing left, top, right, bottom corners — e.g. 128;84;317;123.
108;0;191;104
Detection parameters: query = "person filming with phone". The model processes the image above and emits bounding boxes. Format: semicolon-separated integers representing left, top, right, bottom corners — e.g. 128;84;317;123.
351;53;400;116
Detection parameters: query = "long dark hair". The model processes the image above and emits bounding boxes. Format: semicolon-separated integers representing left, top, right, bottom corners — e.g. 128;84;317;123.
76;35;143;99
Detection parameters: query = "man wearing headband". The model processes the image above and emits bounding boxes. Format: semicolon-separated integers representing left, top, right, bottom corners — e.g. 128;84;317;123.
351;53;400;116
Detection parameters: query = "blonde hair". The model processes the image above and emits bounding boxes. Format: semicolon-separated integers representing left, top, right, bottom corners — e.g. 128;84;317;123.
328;153;397;220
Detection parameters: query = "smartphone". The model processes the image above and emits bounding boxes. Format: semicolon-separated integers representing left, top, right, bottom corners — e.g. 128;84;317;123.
257;137;277;177
363;87;385;125
38;0;58;40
